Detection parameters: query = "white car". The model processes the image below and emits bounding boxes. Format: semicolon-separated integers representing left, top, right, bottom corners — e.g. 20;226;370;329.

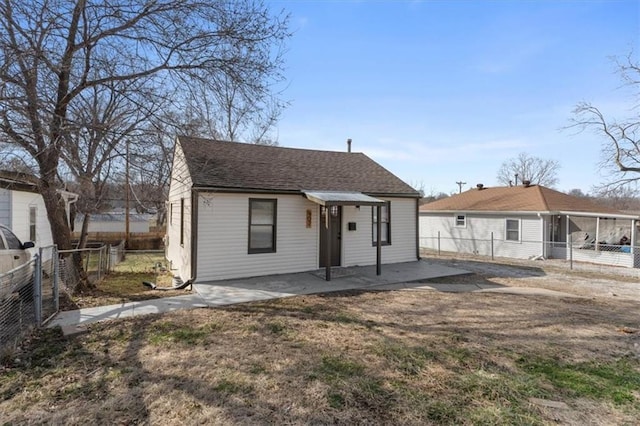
0;224;35;274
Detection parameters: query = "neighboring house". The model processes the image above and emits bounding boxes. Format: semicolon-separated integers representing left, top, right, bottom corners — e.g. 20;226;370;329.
166;136;421;283
74;212;152;233
419;183;640;268
0;172;78;249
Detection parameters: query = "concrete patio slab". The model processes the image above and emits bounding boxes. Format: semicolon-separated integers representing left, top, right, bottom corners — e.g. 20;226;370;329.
48;260;469;332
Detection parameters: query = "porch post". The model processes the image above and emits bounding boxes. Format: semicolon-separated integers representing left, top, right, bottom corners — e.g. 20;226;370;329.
325;206;331;281
376;204;382;275
566;215;571;260
631;219;636;255
595;217;600;252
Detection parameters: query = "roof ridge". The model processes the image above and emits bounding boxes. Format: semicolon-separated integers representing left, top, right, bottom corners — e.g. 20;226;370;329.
177;135;365;156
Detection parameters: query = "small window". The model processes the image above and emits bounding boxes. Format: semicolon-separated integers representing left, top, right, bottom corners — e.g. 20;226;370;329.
455;214;466;227
249;199;277;254
506;219;520;242
29;206;36;242
372;201;391;245
180;198;185;246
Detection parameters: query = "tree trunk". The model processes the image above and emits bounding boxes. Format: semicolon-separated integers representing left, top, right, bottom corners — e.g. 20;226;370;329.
38;177;72;251
78;213;91;250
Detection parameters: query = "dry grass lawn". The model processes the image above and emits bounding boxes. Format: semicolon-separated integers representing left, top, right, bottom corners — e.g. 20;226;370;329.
64;252;189;309
2;282;640;424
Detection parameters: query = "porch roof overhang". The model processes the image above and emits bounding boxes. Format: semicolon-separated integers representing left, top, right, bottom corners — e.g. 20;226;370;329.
303;190;386;206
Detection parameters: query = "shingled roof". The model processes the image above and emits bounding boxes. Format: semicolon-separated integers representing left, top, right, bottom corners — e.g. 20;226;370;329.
177;136;420;197
420;185;628;215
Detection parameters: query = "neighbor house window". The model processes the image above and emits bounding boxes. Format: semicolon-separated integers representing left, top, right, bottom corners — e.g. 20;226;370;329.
180;198;184;246
372;201;391;245
506;219;520;242
249;199;277;253
29;206;36;242
455;214;466;227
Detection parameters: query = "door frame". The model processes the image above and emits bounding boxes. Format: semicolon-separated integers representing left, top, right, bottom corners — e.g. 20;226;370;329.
319;205;342;268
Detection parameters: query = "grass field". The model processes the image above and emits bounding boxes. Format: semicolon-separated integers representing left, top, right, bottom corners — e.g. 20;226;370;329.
2;283;639;424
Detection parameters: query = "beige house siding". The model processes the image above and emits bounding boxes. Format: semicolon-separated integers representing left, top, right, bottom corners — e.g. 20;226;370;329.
195;193;319;281
166;142;194;281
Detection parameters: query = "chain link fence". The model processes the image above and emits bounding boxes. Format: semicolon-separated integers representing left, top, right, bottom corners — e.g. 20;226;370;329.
420;234;640;275
58;242;118;293
0;246;61;351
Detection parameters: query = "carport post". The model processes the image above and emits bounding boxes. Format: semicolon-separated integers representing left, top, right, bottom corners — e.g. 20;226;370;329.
376;204;382;275
569;235;573;270
491;232;494;260
325;206;331;281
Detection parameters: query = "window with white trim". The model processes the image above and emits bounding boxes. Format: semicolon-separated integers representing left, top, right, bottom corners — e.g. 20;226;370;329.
455;214;466;227
505;219;520;241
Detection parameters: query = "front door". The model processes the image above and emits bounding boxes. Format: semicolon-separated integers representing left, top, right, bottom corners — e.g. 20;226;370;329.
319;206;341;267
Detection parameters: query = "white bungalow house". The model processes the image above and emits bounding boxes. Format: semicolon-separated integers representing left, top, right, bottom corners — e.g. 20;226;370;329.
419;183;640;268
166;136;421;283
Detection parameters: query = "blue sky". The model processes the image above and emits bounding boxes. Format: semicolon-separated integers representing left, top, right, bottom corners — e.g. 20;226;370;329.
272;0;639;195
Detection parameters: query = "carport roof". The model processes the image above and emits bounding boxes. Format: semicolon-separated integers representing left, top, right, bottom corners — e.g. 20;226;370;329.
303;191;386;206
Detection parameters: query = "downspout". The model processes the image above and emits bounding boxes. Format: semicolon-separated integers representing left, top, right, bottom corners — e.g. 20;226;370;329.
189;187;199;285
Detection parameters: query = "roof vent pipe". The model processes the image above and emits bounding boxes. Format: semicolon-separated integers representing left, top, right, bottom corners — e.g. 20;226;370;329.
347;138;352;153
477;183;484;190
523;180;531;187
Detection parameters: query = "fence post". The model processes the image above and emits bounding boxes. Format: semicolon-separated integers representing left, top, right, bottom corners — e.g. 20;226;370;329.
437;231;441;255
98;246;103;282
34;252;42;326
53;245;59;312
491;232;494;260
569;240;573;270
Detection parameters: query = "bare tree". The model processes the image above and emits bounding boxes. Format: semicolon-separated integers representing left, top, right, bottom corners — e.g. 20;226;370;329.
570;54;640;193
496;152;560;187
0;0;289;251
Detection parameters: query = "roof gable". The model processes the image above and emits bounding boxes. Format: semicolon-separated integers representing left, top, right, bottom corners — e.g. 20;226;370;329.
420;185;624;215
176;136;419;196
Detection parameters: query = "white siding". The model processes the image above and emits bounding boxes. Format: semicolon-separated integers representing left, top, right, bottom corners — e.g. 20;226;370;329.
0;189;10;227
343;197;418;266
196;193;318;281
10;190;53;248
419;213;543;259
166;142;193;281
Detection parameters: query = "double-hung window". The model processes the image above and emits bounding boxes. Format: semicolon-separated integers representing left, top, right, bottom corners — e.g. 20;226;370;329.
372;201;391;245
249;199;277;253
455;214;466;227
29;206;37;242
505;219;520;242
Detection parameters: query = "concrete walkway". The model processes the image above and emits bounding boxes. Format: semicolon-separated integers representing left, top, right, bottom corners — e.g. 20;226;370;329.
48;260;466;333
47;260;581;335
